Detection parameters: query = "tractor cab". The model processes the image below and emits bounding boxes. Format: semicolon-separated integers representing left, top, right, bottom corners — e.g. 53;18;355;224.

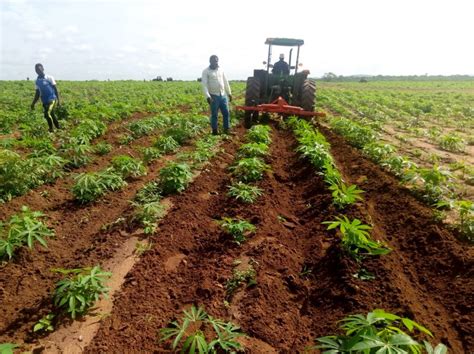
237;37;323;128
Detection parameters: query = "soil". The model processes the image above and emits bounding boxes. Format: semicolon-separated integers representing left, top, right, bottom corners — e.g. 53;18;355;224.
1;118;472;353
0;113;214;346
81;122;473;353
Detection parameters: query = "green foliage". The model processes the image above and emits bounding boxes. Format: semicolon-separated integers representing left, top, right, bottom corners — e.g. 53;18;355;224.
159;162;193;194
61;139;93;168
238;142;269;158
33;313;55;333
111;155;147;179
72;169;126;203
53;266;111;319
247;125;272;144
226;265;257;299
229;157;270;183
227;182;263;204
439;133;466;152
142;147;162;164
330;183;364;209
0;343;19;354
159;305;244;353
132;201;166;234
363;142;396;163
155;135;180;154
94;142;113;156
0;206;54;260
416;165;453;204
312;309;447;354
134;181;162;204
455;200;474;240
218;217;256;244
323;216;391;260
164;126;193;144
330;117;378;148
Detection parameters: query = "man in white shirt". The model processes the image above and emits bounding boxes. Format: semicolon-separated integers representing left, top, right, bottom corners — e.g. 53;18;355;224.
201;55;233;135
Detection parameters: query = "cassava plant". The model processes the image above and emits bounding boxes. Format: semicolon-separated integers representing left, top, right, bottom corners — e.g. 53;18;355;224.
227;182;263;204
159;162;193;194
53;266;111;319
218;217;256;244
159;305;244;353
323;216;391;260
0;206;54;260
312;309;447;354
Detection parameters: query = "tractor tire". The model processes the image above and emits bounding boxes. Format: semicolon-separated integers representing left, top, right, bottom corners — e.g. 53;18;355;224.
300;79;316;112
244;77;261;128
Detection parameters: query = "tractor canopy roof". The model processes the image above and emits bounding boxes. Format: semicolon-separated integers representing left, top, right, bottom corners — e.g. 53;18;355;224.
265;38;304;46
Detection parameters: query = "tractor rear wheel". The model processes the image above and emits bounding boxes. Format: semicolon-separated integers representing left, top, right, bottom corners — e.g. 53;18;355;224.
244;77;261;128
300;79;316;112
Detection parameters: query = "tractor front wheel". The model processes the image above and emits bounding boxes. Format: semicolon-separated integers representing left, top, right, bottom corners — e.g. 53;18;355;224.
244;77;261;128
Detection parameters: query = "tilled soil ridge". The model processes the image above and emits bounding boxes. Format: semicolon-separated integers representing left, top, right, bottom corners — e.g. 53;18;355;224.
86;123;472;353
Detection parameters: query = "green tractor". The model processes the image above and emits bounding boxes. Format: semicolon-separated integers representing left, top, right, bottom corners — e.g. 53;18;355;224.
239;38;317;128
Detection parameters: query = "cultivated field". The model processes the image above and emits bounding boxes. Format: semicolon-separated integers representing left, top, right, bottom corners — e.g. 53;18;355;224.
0;80;472;353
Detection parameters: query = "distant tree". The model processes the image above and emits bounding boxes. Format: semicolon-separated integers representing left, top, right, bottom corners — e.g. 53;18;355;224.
166;77;173;81
322;72;337;81
152;76;163;81
359;78;368;83
197;77;202;82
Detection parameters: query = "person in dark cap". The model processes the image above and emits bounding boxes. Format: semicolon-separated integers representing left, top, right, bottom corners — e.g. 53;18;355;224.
272;53;290;75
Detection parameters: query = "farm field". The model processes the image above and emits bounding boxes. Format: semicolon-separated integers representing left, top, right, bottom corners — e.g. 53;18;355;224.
0;80;472;353
318;81;474;236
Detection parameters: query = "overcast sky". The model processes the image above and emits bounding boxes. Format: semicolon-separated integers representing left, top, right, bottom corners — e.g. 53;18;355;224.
1;0;473;80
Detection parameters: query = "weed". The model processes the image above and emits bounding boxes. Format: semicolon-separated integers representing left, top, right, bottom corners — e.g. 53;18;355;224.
33;313;55;333
227;182;263;203
159;305;243;353
135;240;153;255
218;217;256;245
159;162;192;194
0;206;54;260
323;216;391;260
312;309;447;354
226;265;257;299
52;266;111;319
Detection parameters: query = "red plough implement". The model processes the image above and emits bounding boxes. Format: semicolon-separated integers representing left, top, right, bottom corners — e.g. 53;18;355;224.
236;97;326;118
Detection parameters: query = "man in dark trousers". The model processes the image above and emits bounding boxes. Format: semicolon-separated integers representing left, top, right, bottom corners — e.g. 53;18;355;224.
272;53;290;75
31;63;61;132
201;55;233;135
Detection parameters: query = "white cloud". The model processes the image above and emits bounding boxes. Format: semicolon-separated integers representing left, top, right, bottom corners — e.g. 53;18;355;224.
1;0;474;79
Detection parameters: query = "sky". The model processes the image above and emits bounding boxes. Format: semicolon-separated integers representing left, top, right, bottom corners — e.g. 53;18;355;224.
1;0;473;80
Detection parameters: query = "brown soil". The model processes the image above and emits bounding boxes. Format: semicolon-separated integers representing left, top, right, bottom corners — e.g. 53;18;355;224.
79;122;473;353
0;122;214;346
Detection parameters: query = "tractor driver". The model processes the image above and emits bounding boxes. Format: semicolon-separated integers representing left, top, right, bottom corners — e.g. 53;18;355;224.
272;53;290;75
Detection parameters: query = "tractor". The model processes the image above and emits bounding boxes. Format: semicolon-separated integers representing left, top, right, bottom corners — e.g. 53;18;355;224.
236;38;325;128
